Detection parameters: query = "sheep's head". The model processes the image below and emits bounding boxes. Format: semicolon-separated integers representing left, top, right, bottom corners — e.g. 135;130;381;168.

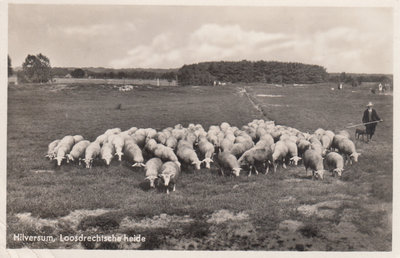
232;167;241;177
290;156;302;166
192;160;202;170
350;152;360;162
84;158;93;168
56;156;66;166
314;170;325;180
160;174;171;186
333;168;343;177
103;155;113;166
146;176;158;188
66;154;73;163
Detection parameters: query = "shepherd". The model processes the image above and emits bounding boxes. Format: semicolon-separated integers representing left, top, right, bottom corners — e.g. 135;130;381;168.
362;102;382;142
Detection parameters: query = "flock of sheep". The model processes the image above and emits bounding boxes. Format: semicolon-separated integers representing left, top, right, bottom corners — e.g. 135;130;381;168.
46;119;361;194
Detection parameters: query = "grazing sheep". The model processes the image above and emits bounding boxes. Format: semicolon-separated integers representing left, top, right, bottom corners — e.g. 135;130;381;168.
337;138;360;164
297;139;311;158
198;137;215;169
323;130;335;142
284;140;302;165
271;140;289;172
67;140;90;165
154;145;180;164
100;142;115;166
303;149;325;180
337;130;351;139
72;135;84;144
156;132;168;145
331;135;347;151
165;136;178;150
217;151;241;177
109;134;125;161
124;141;145;167
104;128;122;136
320;134;331;155
220;122;231;132
144;158;163;188
324;152;344;177
314;128;325;140
230;141;253;158
46;139;60;160
172;128;187;141
55;136;75;166
158;161;181;194
145;139;158;153
238;146;273;176
207;131;219;147
83;142;101;168
176;140;202;170
220;138;234;152
310;142;324;156
94;134;108;146
133;130;147;148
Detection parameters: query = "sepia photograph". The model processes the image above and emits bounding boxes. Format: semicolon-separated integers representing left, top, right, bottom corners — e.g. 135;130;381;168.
2;0;398;255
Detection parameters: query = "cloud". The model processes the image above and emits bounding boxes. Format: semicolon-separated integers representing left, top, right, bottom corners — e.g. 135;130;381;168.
109;24;292;68
109;23;392;73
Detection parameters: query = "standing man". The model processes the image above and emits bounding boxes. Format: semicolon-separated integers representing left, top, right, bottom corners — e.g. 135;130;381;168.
362;102;382;142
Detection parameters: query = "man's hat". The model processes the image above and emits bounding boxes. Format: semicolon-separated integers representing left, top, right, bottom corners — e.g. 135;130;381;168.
367;102;374;107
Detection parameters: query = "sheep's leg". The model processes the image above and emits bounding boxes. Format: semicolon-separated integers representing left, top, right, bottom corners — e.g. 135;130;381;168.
166;188;170;195
173;185;176;192
248;165;252;177
273;163;277;173
254;165;259;175
282;160;287;169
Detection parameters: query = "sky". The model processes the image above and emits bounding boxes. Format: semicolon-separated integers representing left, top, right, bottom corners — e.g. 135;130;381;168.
8;4;394;73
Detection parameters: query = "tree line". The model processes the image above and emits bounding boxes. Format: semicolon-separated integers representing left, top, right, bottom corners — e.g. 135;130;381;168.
8;54;392;86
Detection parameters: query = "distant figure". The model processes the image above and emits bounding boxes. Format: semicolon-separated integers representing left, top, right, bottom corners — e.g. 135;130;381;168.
362;102;382;142
378;83;383;92
338;83;343;90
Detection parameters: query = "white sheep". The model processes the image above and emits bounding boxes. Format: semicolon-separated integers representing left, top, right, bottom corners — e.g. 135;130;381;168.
109;134;124;161
83;142;101;168
303;149;325;180
176;140;202;170
156;132;168;145
145;138;158;153
73;135;84;144
284;140;302;165
297;139;311;158
158;161;181;194
337;138;361;164
67;140;90;165
310;142;324;156
220;138;234;152
100;142;115;166
124;141;145;167
198;136;215;169
217;151;242;177
320;134;331;155
165;136;178;150
46;139;60;160
144;158;163;188
331;135;347;151
94;134;108;146
324;152;344;177
271;140;289;172
104;128;122;136
55;135;75;166
154;145;180;164
238;146;273;176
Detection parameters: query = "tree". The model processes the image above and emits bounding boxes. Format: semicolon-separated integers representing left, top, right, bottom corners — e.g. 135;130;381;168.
8;55;13;77
71;68;85;78
21;53;52;83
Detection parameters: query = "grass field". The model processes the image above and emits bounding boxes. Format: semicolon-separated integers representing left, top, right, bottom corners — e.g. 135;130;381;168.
7;82;392;250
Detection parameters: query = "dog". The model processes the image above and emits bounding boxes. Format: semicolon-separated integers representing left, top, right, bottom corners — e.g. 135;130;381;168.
355;128;368;141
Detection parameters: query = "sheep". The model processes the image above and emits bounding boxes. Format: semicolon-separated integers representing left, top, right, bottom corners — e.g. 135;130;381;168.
55;136;75;166
220;138;234;152
158;161;181;194
171;128;187;141
154;145;180;164
324;152;344;177
126;127;138;135
331;135;347;151
94;134;108;146
145;138;158;153
67;140;90;165
73;135;84;144
144;158;163;188
337;138;361;164
297;139;311;158
320;134;331;155
314;128;326;140
238;146;273;176
284;140;302;165
198;136;215;169
83;142;101;168
217;151;241;177
303;149;325;180
100;142;115;166
165;136;178;150
207;131;220;147
323;130;335;142
271;140;289;172
230;142;253;158
109;134;125;161
46;139;60;160
124;141;145;167
310;142;324;156
133;130;147;148
176;140;202;170
104;128;122;136
156;132;168;145
220;122;231;132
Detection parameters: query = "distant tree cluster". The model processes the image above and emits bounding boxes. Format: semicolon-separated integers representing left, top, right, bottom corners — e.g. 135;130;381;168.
328;72;392;86
177;60;329;86
8;55;13;77
19;53;52;83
